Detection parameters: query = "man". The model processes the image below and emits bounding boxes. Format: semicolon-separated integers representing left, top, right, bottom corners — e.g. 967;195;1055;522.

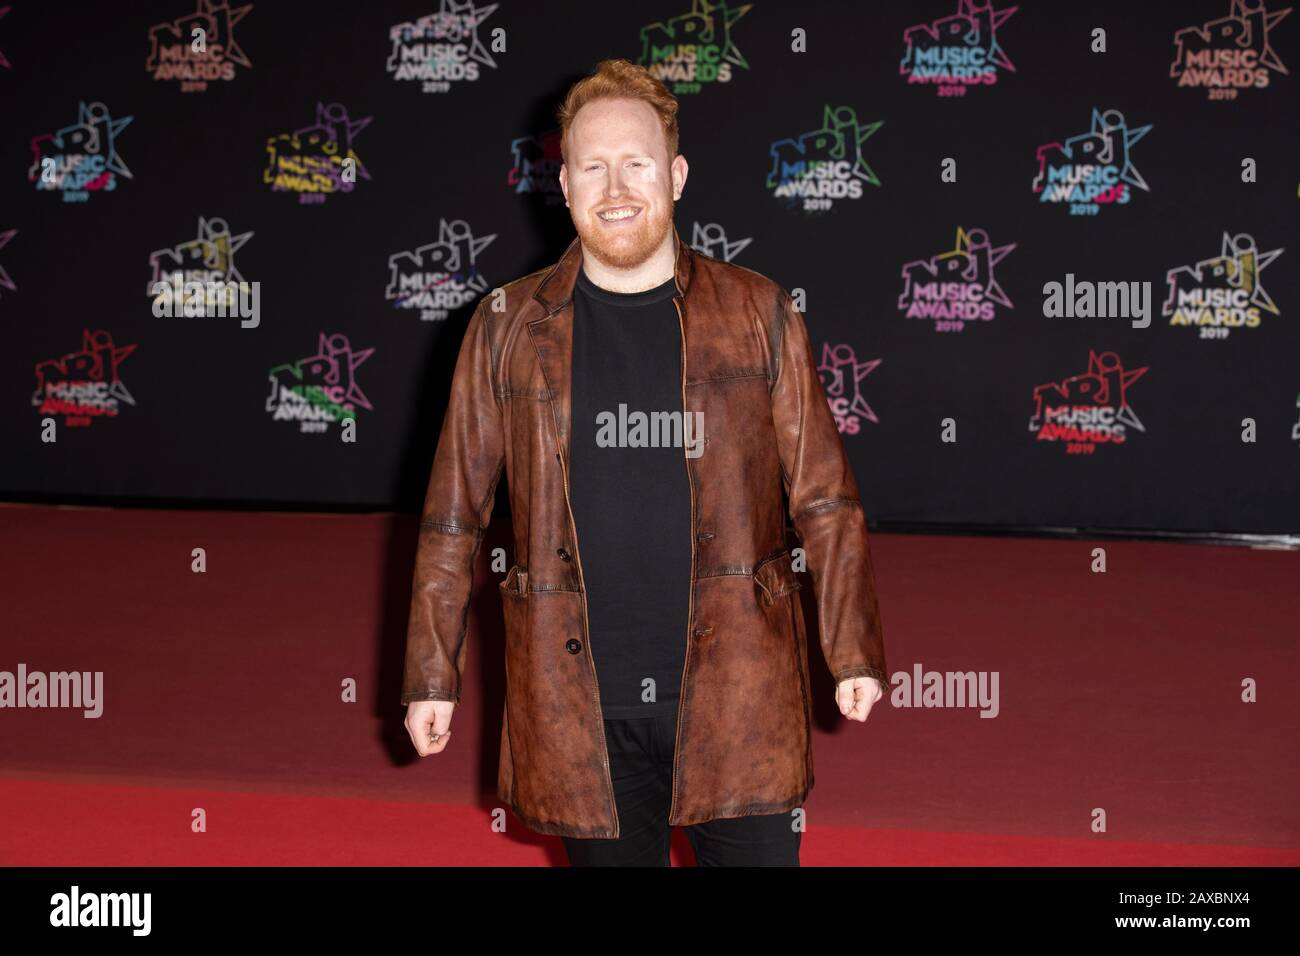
402;59;887;866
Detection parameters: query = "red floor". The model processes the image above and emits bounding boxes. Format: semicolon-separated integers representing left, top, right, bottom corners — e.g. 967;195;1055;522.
1;503;1297;865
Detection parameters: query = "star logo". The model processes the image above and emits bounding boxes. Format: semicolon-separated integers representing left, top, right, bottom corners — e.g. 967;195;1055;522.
639;0;753;72
0;228;15;297
1033;108;1152;196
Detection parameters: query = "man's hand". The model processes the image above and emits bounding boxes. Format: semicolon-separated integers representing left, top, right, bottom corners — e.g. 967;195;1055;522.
405;699;457;756
835;676;884;722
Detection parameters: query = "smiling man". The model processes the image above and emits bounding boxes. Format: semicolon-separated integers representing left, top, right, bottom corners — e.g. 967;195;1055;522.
401;58;888;867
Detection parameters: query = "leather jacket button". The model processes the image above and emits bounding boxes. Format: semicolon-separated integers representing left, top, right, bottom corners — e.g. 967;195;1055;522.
556;547;571;561
693;624;713;637
697;532;714;543
565;639;582;654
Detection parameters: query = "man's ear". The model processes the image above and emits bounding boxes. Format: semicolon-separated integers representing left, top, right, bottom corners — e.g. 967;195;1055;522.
558;163;569;205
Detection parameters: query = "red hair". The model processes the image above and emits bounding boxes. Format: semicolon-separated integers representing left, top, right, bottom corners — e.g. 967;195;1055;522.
556;58;680;166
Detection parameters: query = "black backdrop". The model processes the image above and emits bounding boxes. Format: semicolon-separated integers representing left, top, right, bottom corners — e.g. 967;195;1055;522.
1;0;1297;536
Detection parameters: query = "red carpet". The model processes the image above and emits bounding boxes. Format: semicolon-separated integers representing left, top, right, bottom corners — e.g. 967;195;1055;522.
1;503;1297;865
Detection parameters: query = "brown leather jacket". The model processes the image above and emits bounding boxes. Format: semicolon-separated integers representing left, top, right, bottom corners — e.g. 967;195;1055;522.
401;223;887;839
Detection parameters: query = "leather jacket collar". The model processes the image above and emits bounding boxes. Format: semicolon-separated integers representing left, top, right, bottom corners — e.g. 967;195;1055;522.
532;222;695;316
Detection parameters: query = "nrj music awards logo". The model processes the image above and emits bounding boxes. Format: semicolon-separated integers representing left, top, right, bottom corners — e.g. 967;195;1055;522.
33;330;137;428
900;0;1018;96
636;0;751;94
266;333;374;434
1163;232;1283;337
386;1;499;94
767;105;883;214
29;102;133;203
1171;0;1292;100
147;216;259;325
0;228;15;299
819;343;880;436
1030;351;1147;453
0;5;10;70
146;0;253;92
264;103;372;204
898;226;1016;331
509;128;563;202
1033;108;1151;216
385;219;496;321
689;221;752;262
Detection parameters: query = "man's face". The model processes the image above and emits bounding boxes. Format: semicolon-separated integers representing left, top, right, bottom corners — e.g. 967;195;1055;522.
560;96;682;270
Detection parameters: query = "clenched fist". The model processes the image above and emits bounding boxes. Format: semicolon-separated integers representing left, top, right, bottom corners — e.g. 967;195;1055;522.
836;676;884;722
405;699;457;756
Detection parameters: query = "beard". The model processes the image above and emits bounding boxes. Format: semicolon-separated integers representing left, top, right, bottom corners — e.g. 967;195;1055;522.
572;195;674;270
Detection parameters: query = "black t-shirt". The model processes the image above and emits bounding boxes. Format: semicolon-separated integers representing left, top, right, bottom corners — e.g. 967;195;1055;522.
568;265;692;720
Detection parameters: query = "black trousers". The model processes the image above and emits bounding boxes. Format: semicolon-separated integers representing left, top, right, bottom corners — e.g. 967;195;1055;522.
561;712;802;866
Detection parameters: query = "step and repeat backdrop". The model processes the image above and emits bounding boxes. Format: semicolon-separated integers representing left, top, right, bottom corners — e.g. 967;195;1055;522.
0;0;1296;533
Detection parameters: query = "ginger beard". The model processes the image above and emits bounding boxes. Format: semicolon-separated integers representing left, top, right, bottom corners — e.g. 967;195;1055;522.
570;175;674;270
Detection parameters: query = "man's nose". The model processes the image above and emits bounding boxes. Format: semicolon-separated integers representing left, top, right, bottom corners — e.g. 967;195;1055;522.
604;168;629;198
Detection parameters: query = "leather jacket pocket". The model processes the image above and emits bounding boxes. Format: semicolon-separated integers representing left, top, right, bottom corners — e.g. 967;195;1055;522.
752;550;802;605
499;564;528;596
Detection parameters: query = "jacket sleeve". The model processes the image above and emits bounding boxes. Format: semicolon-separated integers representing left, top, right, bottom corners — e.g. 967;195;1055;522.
400;299;506;706
769;287;888;696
